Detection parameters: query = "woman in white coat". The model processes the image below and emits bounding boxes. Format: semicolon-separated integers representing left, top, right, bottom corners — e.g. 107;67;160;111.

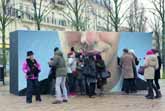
144;50;159;99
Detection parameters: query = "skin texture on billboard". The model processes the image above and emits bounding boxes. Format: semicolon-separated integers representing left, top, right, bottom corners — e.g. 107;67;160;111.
10;31;152;95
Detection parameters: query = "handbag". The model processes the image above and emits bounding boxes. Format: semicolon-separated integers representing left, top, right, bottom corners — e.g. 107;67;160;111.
101;70;111;79
138;66;145;75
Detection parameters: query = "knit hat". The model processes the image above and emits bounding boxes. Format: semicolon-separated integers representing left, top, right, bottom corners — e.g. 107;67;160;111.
27;51;34;56
146;50;154;55
129;49;135;55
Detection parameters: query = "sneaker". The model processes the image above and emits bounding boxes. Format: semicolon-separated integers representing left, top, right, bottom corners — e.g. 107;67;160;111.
63;100;68;103
89;96;96;98
158;91;162;97
52;100;62;104
145;94;149;98
155;95;161;99
36;99;42;102
26;101;32;104
146;96;154;99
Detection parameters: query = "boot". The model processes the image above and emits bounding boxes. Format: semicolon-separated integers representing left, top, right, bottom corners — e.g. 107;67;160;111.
145;94;150;98
158;91;162;97
146;96;154;99
155;91;162;99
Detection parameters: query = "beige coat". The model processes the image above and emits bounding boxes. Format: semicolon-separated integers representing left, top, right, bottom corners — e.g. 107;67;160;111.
121;53;135;79
144;55;158;79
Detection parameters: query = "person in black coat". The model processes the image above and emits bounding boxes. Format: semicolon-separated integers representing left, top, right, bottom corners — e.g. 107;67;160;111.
152;49;162;98
95;54;107;96
83;55;97;98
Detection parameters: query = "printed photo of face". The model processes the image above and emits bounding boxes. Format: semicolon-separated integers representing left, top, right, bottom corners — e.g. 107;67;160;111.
59;31;121;91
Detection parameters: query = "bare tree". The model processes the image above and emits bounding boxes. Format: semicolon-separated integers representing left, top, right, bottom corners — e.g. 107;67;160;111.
60;0;88;31
91;8;113;31
126;0;146;32
150;0;165;75
149;15;162;50
0;0;15;75
29;0;56;30
100;0;129;32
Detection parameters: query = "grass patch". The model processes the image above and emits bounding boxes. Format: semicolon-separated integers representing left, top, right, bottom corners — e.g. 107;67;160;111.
162;71;165;79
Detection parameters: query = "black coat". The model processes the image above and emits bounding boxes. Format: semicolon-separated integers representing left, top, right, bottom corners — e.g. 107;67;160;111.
155;56;161;79
95;60;105;72
83;58;96;78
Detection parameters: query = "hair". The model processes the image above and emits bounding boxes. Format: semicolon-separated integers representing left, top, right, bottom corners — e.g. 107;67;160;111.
71;47;75;52
54;47;59;52
123;48;129;53
27;51;34;56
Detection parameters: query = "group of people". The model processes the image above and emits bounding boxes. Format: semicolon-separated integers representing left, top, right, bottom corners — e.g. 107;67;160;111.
23;47;109;104
22;47;162;104
119;48;162;99
66;47;109;98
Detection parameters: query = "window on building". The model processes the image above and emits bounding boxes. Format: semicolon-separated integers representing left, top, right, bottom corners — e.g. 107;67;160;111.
47;17;50;23
54;18;57;25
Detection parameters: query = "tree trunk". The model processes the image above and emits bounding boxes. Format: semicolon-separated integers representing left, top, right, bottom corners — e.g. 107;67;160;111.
162;22;165;78
115;23;118;32
114;1;119;32
155;31;161;50
2;27;7;76
37;22;41;30
75;12;80;31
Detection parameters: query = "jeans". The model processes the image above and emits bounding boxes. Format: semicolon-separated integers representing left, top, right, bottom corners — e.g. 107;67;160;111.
56;76;68;101
26;79;41;102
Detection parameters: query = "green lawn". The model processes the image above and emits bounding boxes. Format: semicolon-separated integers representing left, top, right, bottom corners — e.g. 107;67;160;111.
162;72;165;79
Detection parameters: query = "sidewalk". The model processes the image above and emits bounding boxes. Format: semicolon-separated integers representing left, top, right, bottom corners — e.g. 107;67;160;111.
0;78;165;111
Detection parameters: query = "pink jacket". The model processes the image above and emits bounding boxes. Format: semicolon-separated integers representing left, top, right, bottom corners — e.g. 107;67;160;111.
22;60;41;80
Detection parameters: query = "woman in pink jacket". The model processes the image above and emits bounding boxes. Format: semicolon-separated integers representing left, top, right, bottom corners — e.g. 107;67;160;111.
22;51;41;104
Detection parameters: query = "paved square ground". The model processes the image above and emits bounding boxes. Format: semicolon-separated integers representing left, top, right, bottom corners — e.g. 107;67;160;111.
0;78;165;111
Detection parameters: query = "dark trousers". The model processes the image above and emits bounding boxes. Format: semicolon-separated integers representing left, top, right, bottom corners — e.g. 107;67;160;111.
132;78;137;92
154;78;160;90
26;79;41;102
67;74;77;93
147;79;159;97
89;83;96;97
77;79;85;94
123;79;134;93
85;78;89;95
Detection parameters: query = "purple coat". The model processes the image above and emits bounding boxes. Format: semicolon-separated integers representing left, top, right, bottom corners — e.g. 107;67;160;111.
22;59;41;80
